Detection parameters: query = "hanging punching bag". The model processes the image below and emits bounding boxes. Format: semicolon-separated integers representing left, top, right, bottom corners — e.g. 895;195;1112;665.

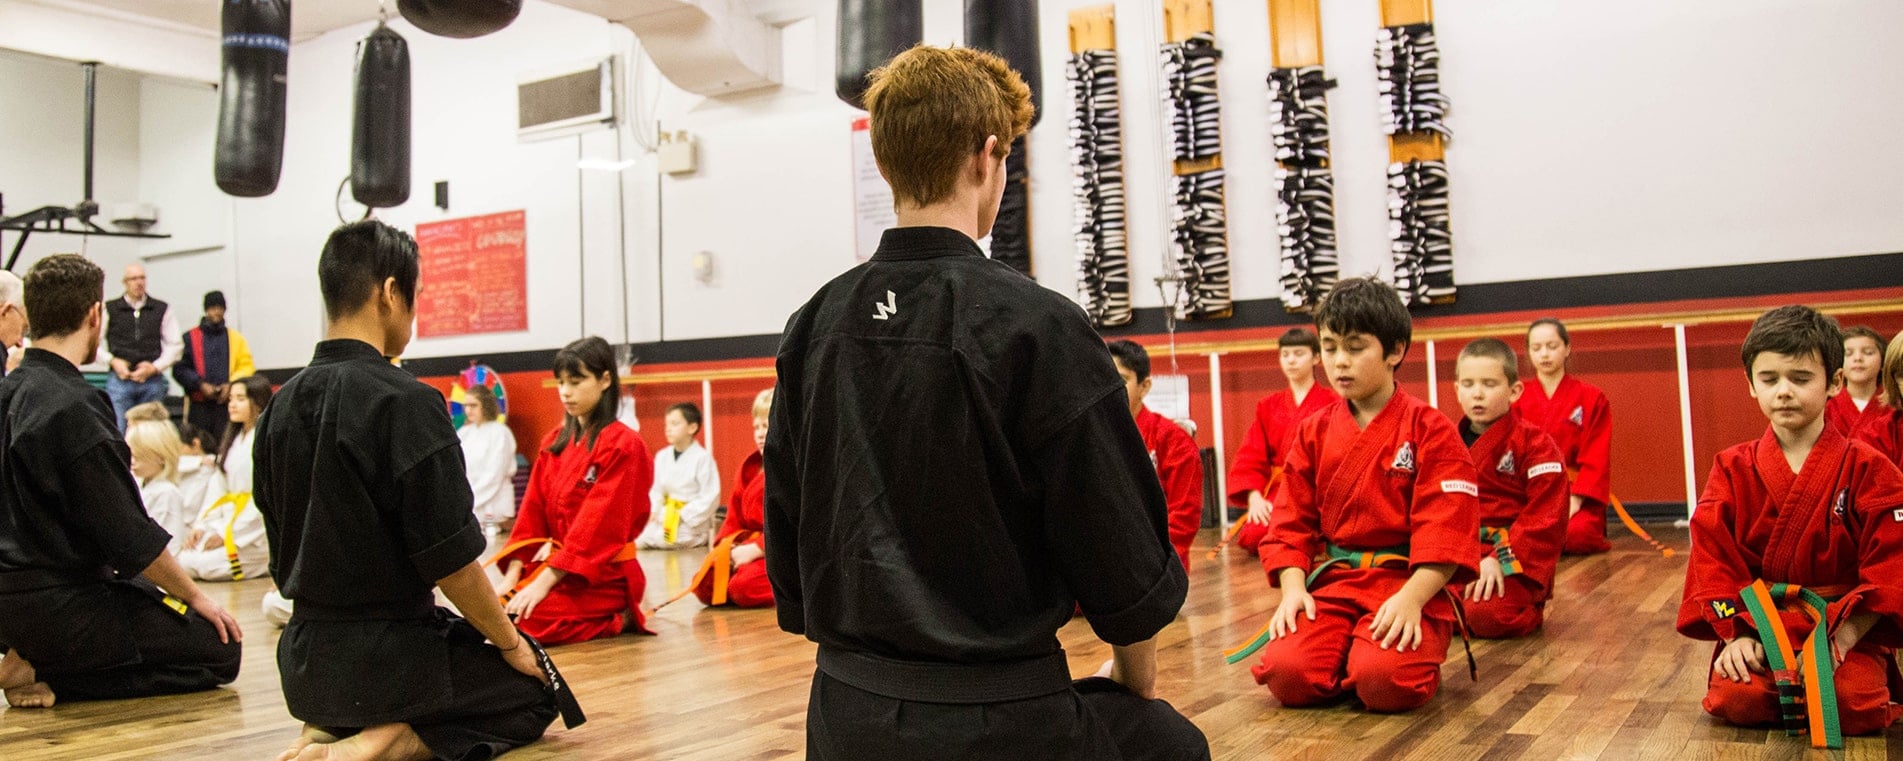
214;0;291;197
964;0;1042;127
352;23;412;208
835;0;921;109
398;0;522;39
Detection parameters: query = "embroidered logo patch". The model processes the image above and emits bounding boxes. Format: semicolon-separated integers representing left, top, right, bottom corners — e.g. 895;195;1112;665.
584;464;599;484
1441;480;1479;497
1391;442;1416;472
1569;406;1584;426
1833;489;1848;518
1496;452;1516;475
872;290;898;321
1893;508;1903;523
1710;600;1738;619
1527;462;1565;479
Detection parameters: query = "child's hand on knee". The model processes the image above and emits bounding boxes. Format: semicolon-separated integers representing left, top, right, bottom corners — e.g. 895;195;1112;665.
1371;592;1427;652
1714;637;1765;683
1269;590;1314;640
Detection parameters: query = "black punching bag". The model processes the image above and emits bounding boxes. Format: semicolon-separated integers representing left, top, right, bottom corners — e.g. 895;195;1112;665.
835;0;921;109
352;23;411;208
215;0;291;197
964;0;1042;127
399;0;522;39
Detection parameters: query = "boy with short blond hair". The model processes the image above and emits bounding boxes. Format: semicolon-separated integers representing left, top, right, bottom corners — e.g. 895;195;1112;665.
1678;306;1903;747
1451;338;1567;638
1238;277;1480;713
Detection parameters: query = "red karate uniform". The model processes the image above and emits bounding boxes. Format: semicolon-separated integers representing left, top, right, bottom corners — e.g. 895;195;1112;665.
1853;404;1901;470
1461;411;1569;639
501;422;655;644
694;451;774;608
1137;407;1206;571
1677;427;1903;736
1227;385;1338;556
1515;375;1613;554
1827;392;1886;439
1252;388;1481;712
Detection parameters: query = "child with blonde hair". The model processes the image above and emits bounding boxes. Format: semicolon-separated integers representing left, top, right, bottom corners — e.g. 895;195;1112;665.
126;419;188;554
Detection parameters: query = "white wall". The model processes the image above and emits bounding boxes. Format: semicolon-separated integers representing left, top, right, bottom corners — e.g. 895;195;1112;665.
19;0;1899;370
0;49;146;284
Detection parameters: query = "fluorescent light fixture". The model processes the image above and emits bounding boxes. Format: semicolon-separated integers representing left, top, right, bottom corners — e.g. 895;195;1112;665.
576;158;637;171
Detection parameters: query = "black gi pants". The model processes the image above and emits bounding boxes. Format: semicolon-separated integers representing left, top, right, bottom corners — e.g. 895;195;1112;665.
307;619;558;761
0;578;241;701
807;671;1211;761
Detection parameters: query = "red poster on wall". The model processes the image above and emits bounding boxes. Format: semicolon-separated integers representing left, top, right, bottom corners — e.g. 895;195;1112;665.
415;210;528;338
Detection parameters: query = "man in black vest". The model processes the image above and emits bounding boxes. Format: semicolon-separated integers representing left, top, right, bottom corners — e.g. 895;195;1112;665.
94;264;181;431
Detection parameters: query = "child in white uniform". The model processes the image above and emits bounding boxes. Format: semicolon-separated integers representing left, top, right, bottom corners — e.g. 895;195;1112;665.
636;403;721;549
178;375;272;581
127;418;188;555
457;385;519;535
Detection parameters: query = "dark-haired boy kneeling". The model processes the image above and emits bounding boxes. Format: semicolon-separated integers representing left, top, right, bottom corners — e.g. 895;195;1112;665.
1678;305;1903;745
255;221;565;761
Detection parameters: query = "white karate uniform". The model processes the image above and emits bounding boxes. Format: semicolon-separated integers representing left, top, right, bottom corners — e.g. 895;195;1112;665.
636;442;721;549
176;455;215;520
458;420;519;528
139;476;188;556
178;428;270;581
262;587;294;628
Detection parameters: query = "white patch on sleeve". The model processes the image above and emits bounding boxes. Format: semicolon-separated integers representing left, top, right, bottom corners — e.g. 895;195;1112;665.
1440;480;1480;497
1527;462;1565;479
1893;508;1903;523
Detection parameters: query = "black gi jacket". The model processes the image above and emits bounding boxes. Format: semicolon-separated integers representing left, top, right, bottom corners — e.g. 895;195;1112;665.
766;226;1187;694
254;339;488;726
0;348;170;580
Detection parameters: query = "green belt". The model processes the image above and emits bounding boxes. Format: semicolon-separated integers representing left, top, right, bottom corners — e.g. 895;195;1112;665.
1478;526;1521;576
1737;581;1844;749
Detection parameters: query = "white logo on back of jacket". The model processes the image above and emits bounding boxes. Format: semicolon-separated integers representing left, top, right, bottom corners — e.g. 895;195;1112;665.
872;291;898;321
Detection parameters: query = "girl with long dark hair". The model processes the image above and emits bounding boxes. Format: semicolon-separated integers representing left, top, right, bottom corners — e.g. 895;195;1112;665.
495;337;655;644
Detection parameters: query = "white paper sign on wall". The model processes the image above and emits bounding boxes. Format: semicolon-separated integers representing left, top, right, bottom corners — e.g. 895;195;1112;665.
851;116;896;262
1146;374;1193;426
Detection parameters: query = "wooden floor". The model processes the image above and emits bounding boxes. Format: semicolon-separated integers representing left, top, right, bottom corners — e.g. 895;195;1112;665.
2;527;1898;760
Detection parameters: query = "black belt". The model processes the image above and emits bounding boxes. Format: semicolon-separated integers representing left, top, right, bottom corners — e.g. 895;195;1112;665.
0;565;113;593
816;646;1073;705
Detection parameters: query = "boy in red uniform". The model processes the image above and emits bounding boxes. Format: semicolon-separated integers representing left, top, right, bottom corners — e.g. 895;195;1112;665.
1242;277;1480;713
1452;339;1567;639
1828;325;1886;436
1853;333;1901;468
1226;329;1338;556
1678;306;1903;746
693;388;774;608
1108;340;1205;570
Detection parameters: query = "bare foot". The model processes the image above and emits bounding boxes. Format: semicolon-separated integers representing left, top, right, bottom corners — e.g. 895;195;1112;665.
276;725;340;761
0;649;36;690
294;723;429;761
3;682;56;708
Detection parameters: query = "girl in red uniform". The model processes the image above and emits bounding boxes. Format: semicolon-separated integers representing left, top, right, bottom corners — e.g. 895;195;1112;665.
1515;318;1614;555
495;337;655;644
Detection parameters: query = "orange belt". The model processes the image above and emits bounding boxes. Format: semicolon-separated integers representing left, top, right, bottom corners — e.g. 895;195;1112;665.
646;530;759;614
1211;467;1282;558
1571;468;1675;557
488;538;639;604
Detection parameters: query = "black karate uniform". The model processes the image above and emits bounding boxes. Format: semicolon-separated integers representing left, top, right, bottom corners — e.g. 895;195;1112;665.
0;348;240;700
254;340;555;760
766;226;1210;761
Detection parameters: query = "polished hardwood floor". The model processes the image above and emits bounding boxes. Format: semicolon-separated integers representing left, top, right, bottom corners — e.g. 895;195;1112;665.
2;526;1897;760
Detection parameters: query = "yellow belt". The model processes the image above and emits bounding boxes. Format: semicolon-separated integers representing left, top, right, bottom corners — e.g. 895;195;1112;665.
201;493;253;580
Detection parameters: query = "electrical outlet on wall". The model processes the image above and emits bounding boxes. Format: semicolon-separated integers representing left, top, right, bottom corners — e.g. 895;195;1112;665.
659;130;698;175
